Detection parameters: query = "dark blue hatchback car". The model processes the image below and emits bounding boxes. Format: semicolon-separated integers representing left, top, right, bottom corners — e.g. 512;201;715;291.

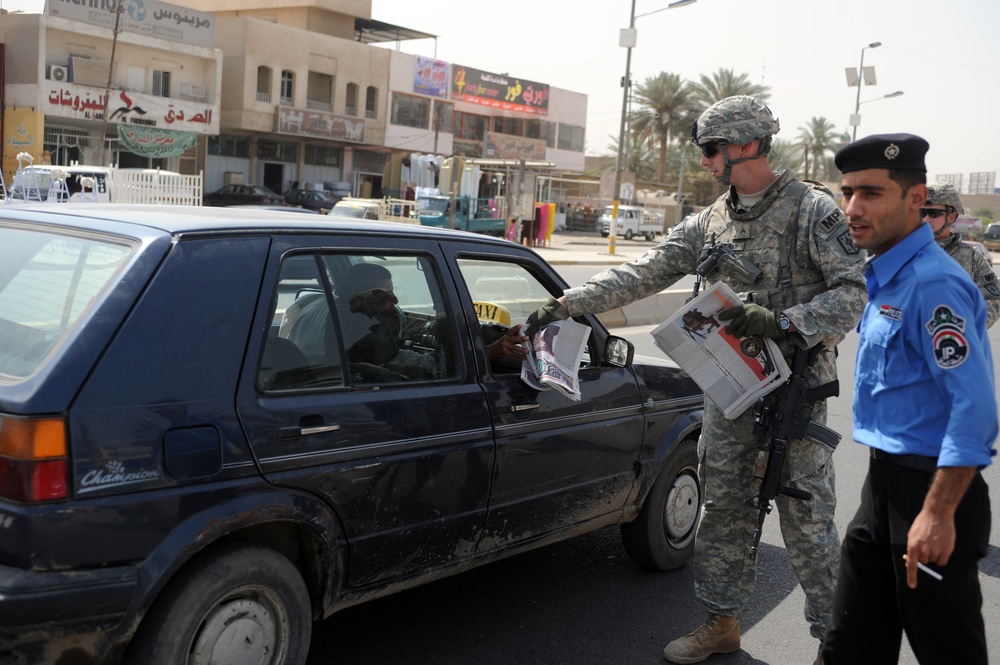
0;205;703;665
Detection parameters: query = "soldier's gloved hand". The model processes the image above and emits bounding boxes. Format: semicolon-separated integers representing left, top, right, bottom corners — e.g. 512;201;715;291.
525;297;568;334
719;304;784;338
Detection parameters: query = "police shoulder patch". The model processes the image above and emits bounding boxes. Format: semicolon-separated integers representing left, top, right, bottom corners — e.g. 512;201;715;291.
924;305;968;369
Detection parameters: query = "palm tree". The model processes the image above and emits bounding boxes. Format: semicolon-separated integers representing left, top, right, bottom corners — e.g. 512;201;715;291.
796;117;840;180
686;68;771;113
629;72;691;183
769;138;800;174
606;132;657;182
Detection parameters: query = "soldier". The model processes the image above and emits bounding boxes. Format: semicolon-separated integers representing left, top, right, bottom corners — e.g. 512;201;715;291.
922;181;1000;327
526;95;867;665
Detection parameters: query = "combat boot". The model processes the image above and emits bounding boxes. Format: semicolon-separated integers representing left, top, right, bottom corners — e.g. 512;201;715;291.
662;613;740;664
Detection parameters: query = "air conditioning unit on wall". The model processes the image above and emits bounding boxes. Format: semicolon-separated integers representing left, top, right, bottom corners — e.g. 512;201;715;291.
47;65;69;82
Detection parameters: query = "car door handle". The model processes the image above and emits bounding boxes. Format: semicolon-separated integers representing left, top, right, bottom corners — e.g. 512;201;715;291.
509;403;540;413
278;424;341;439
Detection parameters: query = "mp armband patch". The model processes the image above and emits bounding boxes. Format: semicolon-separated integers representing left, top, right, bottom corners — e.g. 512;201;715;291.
925;305;968;369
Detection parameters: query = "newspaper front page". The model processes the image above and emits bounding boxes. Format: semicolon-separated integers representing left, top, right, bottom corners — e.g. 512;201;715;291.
650;282;790;418
521;319;590;401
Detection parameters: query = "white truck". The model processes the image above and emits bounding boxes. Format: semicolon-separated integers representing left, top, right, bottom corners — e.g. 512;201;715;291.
599;205;664;241
329;197;420;223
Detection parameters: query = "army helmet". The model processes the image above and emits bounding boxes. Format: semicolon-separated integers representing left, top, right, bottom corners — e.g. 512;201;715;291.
925;181;963;216
692;95;780;150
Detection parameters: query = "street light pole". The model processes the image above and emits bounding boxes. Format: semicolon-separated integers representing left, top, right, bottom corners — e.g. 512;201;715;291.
852;41;881;141
610;0;697;255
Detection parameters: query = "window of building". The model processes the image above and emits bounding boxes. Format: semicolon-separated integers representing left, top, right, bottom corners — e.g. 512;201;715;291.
540;120;556;148
453;111;485;141
525;119;541;140
304;144;342;167
503;117;524;137
208;135;251;159
390;93;429;129
256;66;271;103
152;70;171;97
557;124;584;152
307;72;333;112
257;140;298;163
432;101;453;133
345;83;359;117
365;86;378;119
281;70;294;106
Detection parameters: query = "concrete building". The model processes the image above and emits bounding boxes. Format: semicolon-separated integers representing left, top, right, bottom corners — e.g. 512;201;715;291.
3;0;589;203
1;2;221;182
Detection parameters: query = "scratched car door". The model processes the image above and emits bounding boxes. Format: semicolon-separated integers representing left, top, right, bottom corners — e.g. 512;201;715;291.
448;245;645;546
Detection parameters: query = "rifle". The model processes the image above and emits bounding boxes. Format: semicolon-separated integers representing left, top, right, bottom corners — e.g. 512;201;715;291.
688;237;763;303
747;343;841;557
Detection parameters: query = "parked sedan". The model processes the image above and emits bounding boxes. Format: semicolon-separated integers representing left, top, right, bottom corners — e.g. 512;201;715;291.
963;239;994;266
0;205;703;665
283;188;340;213
203;183;285;207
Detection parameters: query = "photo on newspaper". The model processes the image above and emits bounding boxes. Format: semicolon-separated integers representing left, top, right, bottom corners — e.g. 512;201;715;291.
650;282;790;419
521;319;590;401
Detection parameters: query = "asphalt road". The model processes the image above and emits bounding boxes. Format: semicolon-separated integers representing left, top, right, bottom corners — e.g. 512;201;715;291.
306;268;1000;665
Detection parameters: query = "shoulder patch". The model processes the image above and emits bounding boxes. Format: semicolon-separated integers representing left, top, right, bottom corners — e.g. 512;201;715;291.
820;208;846;233
836;230;859;255
925;305;969;369
982;272;1000;297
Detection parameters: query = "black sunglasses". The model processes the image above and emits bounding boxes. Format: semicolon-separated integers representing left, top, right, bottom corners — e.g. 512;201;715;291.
699;142;721;159
920;208;948;219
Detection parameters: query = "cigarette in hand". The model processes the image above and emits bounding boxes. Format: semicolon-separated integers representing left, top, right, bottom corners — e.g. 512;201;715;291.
903;554;944;581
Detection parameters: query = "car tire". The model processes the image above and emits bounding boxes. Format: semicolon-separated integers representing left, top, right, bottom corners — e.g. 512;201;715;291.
621;437;701;571
645;232;655;242
126;542;312;665
624;229;634;240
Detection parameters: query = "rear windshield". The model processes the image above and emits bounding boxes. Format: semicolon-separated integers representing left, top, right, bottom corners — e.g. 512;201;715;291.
985;225;1000;238
0;225;134;378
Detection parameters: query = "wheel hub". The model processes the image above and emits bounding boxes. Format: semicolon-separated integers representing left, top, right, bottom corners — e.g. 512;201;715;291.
663;470;699;541
190;597;278;665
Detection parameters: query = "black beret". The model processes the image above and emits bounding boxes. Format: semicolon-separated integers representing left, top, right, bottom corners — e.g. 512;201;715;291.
835;133;928;174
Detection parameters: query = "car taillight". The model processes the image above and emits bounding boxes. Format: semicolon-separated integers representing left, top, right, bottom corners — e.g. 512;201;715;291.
0;416;68;502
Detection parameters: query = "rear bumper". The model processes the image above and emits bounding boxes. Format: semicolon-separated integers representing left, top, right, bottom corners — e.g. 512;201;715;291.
0;562;137;636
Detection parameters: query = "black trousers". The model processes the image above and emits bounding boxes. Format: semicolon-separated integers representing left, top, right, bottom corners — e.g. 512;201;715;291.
824;457;991;665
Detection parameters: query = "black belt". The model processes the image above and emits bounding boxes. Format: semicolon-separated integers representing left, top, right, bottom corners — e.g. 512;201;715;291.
869;447;938;473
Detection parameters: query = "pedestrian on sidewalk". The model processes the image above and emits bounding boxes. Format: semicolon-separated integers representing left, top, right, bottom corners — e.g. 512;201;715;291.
527;95;866;665
823;134;996;665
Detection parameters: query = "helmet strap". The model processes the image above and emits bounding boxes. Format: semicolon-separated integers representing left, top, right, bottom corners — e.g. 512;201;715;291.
716;140;767;185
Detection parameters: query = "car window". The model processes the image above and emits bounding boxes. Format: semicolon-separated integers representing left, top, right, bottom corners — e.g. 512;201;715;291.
0;225;134;378
456;257;593;372
259;252;459;392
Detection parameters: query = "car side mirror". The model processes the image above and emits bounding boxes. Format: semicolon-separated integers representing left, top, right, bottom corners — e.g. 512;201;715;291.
605;335;634;367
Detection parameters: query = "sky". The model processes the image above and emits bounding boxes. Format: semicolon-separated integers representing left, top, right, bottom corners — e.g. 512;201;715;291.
8;0;1000;190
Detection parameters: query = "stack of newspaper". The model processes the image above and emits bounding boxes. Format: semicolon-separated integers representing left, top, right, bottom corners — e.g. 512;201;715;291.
650;282;790;418
521;319;590;401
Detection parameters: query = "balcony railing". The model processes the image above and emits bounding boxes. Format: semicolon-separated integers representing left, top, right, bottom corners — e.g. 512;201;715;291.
306;100;332;112
256;91;270;103
365;109;377;119
345;105;357;117
279;96;293;107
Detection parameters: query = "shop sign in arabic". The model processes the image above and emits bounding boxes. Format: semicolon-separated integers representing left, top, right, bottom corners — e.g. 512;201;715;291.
485;132;546;160
451;65;549;116
46;0;215;49
44;84;217;133
117;125;198;158
275;107;365;143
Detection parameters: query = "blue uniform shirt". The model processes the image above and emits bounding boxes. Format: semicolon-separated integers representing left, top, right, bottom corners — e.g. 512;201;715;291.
854;223;997;467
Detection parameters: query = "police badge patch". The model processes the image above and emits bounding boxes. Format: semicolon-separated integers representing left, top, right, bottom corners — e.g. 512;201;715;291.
925;305;969;369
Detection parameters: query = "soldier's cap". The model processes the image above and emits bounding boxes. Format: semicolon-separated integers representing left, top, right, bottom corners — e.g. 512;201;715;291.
834;133;928;174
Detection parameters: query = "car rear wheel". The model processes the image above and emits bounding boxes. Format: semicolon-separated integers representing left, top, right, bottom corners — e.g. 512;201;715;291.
621;437;701;571
624;229;634;240
126;542;312;665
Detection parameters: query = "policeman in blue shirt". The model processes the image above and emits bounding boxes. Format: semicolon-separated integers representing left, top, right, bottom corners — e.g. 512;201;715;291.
823;134;996;665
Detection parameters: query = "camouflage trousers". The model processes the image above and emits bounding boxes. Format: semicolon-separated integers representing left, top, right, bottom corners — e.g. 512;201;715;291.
693;396;839;639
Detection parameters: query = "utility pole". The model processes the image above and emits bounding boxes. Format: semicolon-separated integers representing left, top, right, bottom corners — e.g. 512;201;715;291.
99;1;124;167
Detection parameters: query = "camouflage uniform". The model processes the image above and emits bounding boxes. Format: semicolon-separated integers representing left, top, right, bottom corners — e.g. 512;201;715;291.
563;169;866;638
925;181;1000;328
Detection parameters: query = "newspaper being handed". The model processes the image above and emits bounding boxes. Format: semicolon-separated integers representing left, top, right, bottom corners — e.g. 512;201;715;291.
521;319;590;401
650;282;790;419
